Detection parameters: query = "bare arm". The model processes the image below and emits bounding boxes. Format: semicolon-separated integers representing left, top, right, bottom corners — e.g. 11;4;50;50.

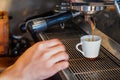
0;39;69;80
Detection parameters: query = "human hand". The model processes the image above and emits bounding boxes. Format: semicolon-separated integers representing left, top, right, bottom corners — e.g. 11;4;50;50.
0;39;69;80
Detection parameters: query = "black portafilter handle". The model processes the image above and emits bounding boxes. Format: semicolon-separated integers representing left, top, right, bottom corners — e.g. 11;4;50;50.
24;10;80;42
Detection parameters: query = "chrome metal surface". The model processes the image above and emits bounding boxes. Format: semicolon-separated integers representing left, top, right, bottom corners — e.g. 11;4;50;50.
71;5;105;14
70;0;120;15
114;0;120;16
55;1;70;13
39;25;120;80
70;0;120;6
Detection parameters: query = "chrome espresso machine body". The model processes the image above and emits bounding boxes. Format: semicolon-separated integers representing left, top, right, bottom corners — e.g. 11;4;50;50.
21;0;120;80
22;0;120;41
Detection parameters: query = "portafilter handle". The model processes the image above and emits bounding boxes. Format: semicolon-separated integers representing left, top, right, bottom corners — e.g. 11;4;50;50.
25;10;80;42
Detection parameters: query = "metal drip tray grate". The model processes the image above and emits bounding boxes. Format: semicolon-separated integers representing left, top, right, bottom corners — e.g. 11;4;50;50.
41;27;120;80
63;39;120;80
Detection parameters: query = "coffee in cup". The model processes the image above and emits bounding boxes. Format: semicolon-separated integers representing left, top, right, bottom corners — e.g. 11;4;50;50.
76;35;102;60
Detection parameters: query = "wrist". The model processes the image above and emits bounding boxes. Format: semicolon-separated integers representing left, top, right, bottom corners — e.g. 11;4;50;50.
0;65;23;80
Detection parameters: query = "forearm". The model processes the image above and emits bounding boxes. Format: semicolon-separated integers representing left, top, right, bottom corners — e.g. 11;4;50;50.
0;65;23;80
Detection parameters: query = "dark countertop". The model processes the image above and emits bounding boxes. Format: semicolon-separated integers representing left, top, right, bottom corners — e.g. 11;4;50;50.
0;57;17;73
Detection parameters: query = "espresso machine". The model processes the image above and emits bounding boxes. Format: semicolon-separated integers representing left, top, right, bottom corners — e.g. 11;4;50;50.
20;0;120;41
19;0;120;80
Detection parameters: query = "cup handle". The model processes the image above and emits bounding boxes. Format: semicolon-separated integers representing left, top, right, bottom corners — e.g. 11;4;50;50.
76;43;84;55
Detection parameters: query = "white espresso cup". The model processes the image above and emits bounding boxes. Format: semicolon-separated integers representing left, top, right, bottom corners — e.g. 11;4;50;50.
76;35;102;59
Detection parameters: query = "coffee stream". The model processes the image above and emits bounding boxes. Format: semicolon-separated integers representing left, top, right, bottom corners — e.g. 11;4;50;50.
85;15;96;41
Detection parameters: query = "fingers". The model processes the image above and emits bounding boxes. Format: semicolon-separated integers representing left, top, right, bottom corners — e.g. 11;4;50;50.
50;61;69;74
55;61;69;70
36;39;69;68
34;39;66;59
33;38;69;68
42;44;66;59
48;52;69;67
38;39;63;49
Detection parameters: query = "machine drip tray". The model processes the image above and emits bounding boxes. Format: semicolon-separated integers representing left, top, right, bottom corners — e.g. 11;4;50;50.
39;26;120;80
63;39;120;80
